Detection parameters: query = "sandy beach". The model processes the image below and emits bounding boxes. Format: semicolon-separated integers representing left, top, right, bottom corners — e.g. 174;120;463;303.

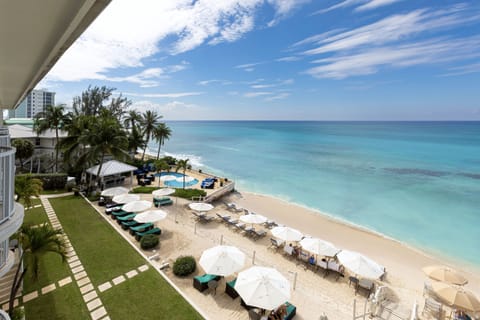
97;168;480;319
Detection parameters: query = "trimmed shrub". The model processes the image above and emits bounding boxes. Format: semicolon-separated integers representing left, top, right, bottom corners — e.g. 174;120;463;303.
17;173;67;190
140;234;159;250
174;189;206;200
173;256;196;277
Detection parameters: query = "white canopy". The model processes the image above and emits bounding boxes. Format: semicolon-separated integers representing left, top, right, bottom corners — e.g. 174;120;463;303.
101;187;129;197
299;238;340;257
337;250;385;279
239;214;268;225
199;245;245;277
86;160;137;177
271;226;303;242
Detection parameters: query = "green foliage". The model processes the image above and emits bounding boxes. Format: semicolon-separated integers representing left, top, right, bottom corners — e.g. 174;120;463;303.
131;186;159;193
12;139;34;170
140;234;159;250
15;175;43;208
11;307;25;320
141;110;163;161
173;256;196;277
153;123;172;160
161;156;177;166
174;188;206;199
17;173;67;190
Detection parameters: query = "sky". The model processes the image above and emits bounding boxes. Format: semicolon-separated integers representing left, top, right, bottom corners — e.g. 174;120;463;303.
37;0;480;120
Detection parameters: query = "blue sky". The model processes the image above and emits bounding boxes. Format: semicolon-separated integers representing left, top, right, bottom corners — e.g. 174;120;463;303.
38;0;480;120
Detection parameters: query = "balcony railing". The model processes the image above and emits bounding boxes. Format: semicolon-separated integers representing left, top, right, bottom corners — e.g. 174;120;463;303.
0;147;15;223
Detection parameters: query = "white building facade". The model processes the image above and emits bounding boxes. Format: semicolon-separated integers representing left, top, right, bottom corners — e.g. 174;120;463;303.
8;89;55;119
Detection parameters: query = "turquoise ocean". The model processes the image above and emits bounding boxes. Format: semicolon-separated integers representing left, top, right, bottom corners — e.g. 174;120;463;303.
146;121;480;266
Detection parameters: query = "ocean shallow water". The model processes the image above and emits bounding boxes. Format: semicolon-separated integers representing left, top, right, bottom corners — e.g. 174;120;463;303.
147;121;480;266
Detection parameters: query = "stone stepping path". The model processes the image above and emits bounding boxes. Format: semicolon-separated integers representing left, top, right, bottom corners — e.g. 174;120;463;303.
40;197;110;320
98;265;149;293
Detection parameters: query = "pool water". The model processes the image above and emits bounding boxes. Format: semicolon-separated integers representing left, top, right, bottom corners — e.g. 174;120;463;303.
155;172;199;188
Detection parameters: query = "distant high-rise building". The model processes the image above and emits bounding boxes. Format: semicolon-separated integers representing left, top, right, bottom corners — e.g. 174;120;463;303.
8;89;55;119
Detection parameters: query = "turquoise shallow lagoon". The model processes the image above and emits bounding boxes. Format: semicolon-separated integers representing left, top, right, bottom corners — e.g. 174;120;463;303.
148;121;480;266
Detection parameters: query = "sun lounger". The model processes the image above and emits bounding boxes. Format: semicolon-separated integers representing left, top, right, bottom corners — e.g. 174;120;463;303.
129;223;153;235
284;302;297;320
270;238;285;249
225;278;239;299
422;297;442;319
226;218;238;227
316;259;328;275
116;213;136;223
199;215;214;223
283;245;295;257
110;210;129;219
216;213;231;223
326;260;345;280
153;197;173;207
121;220;140;230
105;206;122;214
357;278;375;296
193;274;221;292
135;227;161;241
234;222;246;232
253;229;266;240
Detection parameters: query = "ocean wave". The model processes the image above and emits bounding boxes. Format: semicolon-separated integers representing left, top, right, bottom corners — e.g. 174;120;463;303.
142;149;204;168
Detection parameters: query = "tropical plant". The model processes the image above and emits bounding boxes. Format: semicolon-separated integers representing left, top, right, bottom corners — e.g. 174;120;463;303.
33;105;70;172
140;110;162;161
127;125;146;159
8;224;67;316
12;139;34;170
15;175;43;208
154;160;170;187
123;109;142;129
152;123;172;160
173;256;196;277
140;234;159;250
175;159;189;189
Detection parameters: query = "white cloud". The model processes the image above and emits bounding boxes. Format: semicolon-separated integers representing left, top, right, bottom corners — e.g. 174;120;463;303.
314;0;363;14
442;62;480;77
125;92;204;98
314;0;401;14
264;92;290;101
235;61;264;72
267;0;311;26
45;0;308;84
276;56;301;62
250;78;293;88
130;100;201;119
197;79;232;86
244;91;273;97
355;0;403;12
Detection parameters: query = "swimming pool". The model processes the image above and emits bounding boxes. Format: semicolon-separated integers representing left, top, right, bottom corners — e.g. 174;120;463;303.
155;172;199;188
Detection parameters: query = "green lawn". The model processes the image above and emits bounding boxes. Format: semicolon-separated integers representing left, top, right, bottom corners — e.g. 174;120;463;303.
23;205;49;226
24;284;90;320
23;252;71;293
49;196;145;286
101;269;202;320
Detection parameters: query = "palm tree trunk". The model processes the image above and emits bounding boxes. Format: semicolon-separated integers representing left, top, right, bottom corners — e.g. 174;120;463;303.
156;137;162;160
55;127;59;172
141;138;148;161
95;153;105;189
183;167;186;189
8;252;26;315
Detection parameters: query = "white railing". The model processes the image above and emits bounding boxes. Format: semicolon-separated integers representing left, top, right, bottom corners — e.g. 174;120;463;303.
0;147;15;222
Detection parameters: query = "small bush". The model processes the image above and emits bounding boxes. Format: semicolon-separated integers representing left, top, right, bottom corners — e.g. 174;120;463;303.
173;256;196;277
140;234;159;250
174;189;206;200
17;173;67;190
131;186;159;194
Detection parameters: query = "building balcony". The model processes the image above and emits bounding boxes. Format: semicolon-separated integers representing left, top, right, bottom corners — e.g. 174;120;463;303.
0;203;24;244
0;147;16;223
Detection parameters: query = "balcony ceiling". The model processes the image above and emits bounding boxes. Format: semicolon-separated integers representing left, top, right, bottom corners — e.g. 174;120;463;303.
0;0;111;109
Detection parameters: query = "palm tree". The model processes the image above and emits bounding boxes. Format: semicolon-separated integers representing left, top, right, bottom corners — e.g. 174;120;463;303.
152;123;172;160
8;224;67;316
12;139;34;171
140;110;162;161
127;126;146;160
34;105;70;172
154;159;170;187
15;175;43;208
175;159;189;189
123;110;142;129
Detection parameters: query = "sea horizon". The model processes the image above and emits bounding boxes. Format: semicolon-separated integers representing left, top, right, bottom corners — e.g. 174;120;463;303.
147;120;480;267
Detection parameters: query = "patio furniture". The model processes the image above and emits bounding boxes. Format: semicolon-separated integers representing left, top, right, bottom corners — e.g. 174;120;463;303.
283;244;295;258
129;223;153;235
225;278;239;299
105;206;122;214
317;259;328;275
284;302;297;320
270;238;285;249
116;213;136;223
326;260;345;280
253;229;266;240
193;274;221;292
154;197;173;207
121;220;140;230
357;278;375;296
110;210;129;219
135;227;161;241
422;297;442;319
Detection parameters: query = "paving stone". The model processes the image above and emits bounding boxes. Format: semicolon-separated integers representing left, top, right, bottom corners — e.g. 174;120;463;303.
100;317;111;320
77;277;91;287
80;283;94;294
69;260;82;268
83;290;98;303
68;255;79;263
126;270;138;278
138;265;148;272
22;291;38;303
41;283;56;294
112;275;125;285
58;276;73;287
98;282;112;292
87;298;102;311
74;271;87;280
90;306;107;320
72;265;84;274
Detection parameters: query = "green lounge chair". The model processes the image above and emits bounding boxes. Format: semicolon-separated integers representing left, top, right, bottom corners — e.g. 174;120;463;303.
111;210;129;219
116;213;136;223
284;302;297;320
225;278;239;299
135;227;161;241
121;220;140;230
154;197;173;207
193;274;221;292
129;223;153;235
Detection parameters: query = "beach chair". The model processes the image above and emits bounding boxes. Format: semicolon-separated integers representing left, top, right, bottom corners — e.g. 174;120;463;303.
326;260;344;280
110;210;129;219
357;278;375;296
234;222;246;232
105;206;122;215
135;227;161;241
253;229;266;240
154;197;173;207
422;297;442;319
121;220;140;230
193;274;221;292
129;223;153;235
316;259;328;275
283;245;295;258
284;302;297;320
199;215;214;223
116;213;136;223
225;278;239;299
270;238;285;250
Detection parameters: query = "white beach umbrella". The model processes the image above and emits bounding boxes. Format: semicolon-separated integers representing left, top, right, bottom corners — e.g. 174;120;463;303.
299;238;340;257
134;209;168;223
234;266;291;310
176;176;195;183
122;200;152;213
337;250;385;280
188;202;214;212
271;226;303;242
152;188;175;198
112;193;140;204
422;265;468;286
199;245;245;276
432;282;480;312
160;175;177;181
101;187;129;197
240;214;268;225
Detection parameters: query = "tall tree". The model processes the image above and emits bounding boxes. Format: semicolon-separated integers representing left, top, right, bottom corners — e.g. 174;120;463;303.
175;159;189;189
154;159;170;187
152;123;172;160
12;139;34;171
72;85;114;117
15;175;43;208
33;105;69;172
8;224;67;316
140;110;162;161
123;109;142;129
